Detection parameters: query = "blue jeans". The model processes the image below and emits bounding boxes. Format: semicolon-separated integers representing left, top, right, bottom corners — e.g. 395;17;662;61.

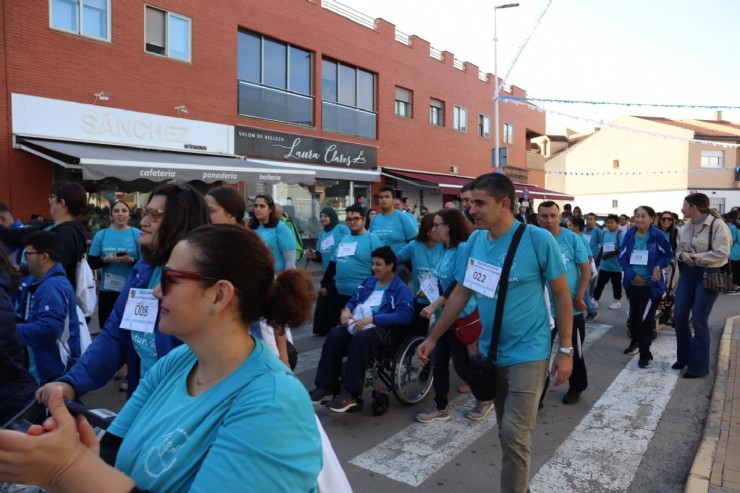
674;265;720;376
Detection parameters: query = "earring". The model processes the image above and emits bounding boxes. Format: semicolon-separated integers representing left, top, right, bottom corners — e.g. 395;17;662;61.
210;307;216;316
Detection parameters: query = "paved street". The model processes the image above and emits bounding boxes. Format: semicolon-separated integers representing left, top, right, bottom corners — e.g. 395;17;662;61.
82;291;739;492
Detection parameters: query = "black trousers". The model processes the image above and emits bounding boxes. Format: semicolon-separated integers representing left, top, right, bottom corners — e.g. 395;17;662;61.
541;314;588;401
626;285;659;357
432;330;472;409
97;290;121;329
313;284;350;336
594;270;622;301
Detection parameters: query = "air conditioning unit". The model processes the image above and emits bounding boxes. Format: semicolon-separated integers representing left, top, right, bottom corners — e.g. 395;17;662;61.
450;165;459;174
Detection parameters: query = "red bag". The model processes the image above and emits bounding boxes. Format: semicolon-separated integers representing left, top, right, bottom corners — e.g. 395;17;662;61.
451;309;482;345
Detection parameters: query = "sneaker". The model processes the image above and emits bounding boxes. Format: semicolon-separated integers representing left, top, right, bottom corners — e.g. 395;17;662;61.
467;400;494;421
562;390;582;405
309;387;333;404
727;287;740;296
609;300;622;309
416;404;450;423
327;390;360;413
623;341;639;355
586;312;598;323
638;353;653;369
591;299;599;309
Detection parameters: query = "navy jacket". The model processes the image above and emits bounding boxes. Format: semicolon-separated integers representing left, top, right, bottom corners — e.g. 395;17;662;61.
345;275;414;328
618;225;673;299
59;259;182;397
16;263;80;384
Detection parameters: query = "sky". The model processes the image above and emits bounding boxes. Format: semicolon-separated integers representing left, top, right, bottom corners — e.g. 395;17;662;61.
337;0;740;133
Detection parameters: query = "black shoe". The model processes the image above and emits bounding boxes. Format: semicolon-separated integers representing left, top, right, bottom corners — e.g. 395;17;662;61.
638;353;653;369
623;341;639;355
562;390;582;405
671;362;686;370
586;313;598;323
309;387;333;404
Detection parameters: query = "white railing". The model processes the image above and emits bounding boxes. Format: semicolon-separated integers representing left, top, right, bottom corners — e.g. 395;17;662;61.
430;46;443;60
453;58;464;71
322;0;375;29
395;29;410;45
478;70;488;82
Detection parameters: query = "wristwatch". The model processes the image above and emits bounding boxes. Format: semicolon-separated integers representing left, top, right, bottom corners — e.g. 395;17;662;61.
558;347;575;357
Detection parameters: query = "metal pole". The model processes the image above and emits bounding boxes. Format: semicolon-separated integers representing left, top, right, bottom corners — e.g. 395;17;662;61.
494;3;519;169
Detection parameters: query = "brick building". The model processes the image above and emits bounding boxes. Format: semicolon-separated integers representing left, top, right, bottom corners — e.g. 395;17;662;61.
1;0;565;239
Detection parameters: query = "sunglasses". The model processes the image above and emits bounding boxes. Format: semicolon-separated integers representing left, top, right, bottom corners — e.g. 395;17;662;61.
161;267;219;296
660;217;673;222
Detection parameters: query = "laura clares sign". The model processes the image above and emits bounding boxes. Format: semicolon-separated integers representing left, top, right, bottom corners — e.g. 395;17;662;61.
235;126;377;169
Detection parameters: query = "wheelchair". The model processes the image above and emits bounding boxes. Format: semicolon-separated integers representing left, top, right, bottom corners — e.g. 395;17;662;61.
362;326;434;416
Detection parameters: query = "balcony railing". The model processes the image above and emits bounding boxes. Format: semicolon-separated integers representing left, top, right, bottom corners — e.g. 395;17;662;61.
238;80;313;127
322;100;376;139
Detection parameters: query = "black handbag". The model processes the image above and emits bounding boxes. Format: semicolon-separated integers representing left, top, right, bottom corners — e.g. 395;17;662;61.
701;218;733;293
468;223;526;402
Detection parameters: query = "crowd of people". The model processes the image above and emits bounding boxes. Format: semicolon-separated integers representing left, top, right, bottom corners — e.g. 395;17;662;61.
0;176;738;493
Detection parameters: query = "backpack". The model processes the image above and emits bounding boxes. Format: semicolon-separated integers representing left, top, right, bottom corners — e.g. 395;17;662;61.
282;217;304;262
75;253;97;317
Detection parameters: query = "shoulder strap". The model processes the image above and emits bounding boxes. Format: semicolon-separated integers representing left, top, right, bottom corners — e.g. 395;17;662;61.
487;223;526;361
708;217;716;252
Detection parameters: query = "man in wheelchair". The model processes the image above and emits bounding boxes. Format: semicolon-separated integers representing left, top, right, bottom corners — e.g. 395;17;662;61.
310;246;414;413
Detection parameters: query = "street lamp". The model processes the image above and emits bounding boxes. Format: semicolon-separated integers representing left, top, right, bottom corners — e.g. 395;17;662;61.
494;2;519;169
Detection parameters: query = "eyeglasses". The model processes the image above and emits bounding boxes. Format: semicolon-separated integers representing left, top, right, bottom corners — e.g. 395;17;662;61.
48;194;57;202
23;250;44;258
432;222;446;229
161;267;220;296
346;216;363;222
142;208;166;222
660;217;673;222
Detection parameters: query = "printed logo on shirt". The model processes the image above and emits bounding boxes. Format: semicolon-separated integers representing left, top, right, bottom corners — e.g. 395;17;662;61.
144;429;190;478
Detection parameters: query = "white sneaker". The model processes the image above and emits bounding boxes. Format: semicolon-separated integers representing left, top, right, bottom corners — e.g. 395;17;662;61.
609;300;622;309
591;299;599;309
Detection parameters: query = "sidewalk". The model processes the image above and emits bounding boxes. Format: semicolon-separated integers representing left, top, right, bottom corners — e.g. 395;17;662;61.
686;314;740;492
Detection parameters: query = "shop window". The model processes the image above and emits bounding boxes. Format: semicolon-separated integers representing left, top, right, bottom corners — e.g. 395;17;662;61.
321;59;376;139
453;105;467;132
503;122;513;144
395;87;412;118
50;0;111;41
430;98;444;126
145;5;191;62
478;114;490;138
237;30;313;126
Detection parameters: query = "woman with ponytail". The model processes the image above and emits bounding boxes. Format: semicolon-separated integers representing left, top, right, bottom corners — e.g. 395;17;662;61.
0;224;323;492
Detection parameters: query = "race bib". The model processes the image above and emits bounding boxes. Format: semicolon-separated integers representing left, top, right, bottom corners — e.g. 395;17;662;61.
120;288;158;333
103;272;127;292
320;235;335;252
420;275;440;303
337;242;357;258
463;258;502;299
630;250;649;266
603;242;616;253
365;290;384;307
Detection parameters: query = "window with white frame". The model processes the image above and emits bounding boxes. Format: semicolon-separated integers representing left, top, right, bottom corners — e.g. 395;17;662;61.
478;114;490;138
453;105;467;132
430;98;444;126
145;5;191;61
709;197;725;214
395;87;412;118
700;150;724;169
503;122;514;144
50;0;111;41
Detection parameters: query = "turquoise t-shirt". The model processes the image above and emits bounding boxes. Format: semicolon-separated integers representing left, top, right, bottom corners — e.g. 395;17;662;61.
583;226;603;260
548;228;590;316
332;232;383;296
578;234;592;260
729;224;740;261
131;267;161;377
631;232;650;283
89;227;141;292
367;283;390;314
317;224;350;273
369;210;418;254
455;223;565;366
109;342;322;493
600;229;622;272
256;222;295;271
435;243;476;319
397;240;444;304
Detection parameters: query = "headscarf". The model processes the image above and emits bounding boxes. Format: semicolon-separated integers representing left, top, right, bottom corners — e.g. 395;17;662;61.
321;207;339;232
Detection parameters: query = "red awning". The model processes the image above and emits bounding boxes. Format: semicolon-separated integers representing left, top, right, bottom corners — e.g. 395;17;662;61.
382;167;574;201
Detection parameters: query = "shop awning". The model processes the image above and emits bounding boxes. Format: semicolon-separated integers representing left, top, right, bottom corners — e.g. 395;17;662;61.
246;158;381;182
382;168;474;194
382;167;574;201
15;138;315;184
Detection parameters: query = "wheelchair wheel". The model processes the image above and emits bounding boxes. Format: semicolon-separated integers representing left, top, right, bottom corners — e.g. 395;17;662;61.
391;334;433;406
371;391;390;416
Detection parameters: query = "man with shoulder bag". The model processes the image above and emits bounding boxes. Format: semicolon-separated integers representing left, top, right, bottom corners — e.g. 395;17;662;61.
417;173;574;493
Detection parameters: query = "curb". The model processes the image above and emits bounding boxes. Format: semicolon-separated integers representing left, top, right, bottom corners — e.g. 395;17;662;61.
685;315;740;493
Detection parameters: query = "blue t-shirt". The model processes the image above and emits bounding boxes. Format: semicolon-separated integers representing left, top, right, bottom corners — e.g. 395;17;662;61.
317;224;350;273
397;240;444;305
578;234;592;259
455;223;565;366
89;227;141;292
333;232;384;296
131;267;162;377
600;229;622;272
435;243;476;319
550;228;590;316
109;342;321;493
631;232;650;282
731;224;740;261
255;222;295;271
583;226;603;260
369;210;418;254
